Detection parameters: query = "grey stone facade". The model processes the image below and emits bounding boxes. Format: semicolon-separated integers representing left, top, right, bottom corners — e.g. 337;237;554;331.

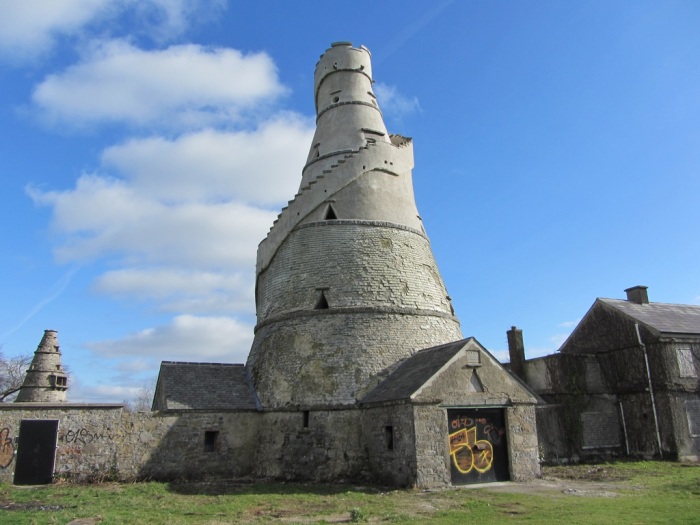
518;286;700;463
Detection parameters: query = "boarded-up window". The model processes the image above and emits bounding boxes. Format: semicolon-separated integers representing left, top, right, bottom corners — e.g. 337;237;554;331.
676;345;697;378
465;350;480;366
581;411;620;449
686;400;700;437
585;359;604;390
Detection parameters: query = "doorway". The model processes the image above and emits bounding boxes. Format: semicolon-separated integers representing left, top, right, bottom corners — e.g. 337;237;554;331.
14;419;59;485
447;408;509;484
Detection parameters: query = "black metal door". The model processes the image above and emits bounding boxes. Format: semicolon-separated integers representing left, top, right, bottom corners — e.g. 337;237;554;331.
447;408;509;484
14;420;59;485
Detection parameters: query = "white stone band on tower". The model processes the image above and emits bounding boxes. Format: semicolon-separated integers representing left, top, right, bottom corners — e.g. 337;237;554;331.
247;42;462;408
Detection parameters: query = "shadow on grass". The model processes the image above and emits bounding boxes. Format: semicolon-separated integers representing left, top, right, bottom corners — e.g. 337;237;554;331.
164;479;391;497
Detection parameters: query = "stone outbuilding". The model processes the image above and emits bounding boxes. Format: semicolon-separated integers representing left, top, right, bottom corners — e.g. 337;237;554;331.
361;338;541;486
517;286;700;463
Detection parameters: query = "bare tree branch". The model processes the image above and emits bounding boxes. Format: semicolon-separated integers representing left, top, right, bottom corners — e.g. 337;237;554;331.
0;352;32;402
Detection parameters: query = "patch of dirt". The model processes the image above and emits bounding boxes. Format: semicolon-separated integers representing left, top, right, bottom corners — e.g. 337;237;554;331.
543;464;631;482
465;465;635;498
1;502;66;511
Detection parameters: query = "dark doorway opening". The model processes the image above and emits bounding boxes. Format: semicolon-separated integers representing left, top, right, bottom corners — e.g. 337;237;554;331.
14;419;59;485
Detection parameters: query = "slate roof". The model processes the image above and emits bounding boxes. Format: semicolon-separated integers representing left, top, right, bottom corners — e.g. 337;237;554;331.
154;361;259;411
361;339;470;404
601;298;700;335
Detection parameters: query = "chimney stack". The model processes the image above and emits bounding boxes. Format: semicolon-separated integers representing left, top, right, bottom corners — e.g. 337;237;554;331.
507;326;526;380
625;285;649;304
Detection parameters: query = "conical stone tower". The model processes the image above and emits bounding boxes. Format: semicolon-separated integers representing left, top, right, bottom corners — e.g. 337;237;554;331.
16;329;69;402
247;42;462;408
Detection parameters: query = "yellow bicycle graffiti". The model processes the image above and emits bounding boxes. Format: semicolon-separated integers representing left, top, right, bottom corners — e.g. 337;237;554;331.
449;426;494;474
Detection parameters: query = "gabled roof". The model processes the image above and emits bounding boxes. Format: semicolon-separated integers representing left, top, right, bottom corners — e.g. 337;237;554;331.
360;339;471;404
153;362;259;411
600;298;700;335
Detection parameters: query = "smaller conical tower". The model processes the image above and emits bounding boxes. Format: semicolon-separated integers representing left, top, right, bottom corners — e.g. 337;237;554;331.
15;330;68;403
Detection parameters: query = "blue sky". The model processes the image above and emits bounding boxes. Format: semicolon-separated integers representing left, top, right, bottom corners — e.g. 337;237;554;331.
1;1;699;403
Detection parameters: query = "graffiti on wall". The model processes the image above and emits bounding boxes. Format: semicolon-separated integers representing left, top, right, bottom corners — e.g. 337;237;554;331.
447;410;508;483
61;428;114;445
0;427;15;468
449;426;493;474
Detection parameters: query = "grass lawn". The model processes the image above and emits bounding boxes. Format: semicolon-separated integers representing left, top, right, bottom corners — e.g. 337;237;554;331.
1;461;698;524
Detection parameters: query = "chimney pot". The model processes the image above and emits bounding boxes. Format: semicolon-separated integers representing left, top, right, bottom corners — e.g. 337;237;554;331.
506;326;526;379
625;285;649;304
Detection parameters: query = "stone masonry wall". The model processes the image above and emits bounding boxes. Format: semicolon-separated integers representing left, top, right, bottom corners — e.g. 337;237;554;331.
256;222;457;320
0;405;261;483
251;409;369;482
505;404;540;481
361;404;417;486
412;405;451;488
249;312;462;407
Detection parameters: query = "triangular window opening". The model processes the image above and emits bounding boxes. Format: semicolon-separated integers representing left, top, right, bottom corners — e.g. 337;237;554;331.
324;205;337;220
467;370;484;393
315;290;329;310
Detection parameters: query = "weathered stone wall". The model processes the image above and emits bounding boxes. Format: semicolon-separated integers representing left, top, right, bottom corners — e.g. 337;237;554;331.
504;404;540;480
412;405;451;488
251;409;369;482
249;312;461;408
669;392;700;461
0;405;261;483
361;403;417;486
527;338;700;463
255;223;456;320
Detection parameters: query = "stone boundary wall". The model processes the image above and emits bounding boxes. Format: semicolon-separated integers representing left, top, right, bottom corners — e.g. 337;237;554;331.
0;405;260;483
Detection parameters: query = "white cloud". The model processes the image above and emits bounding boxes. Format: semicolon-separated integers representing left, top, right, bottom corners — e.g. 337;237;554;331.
0;0;224;64
374;82;421;121
28;175;274;268
32;40;286;128
93;268;254;314
558;319;580;328
27;111;312;318
101;117;313;203
0;0;113;63
72;384;142;404
86;314;253;363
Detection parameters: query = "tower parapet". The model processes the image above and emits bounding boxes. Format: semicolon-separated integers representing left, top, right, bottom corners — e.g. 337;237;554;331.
247;43;462;408
16;330;69;403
